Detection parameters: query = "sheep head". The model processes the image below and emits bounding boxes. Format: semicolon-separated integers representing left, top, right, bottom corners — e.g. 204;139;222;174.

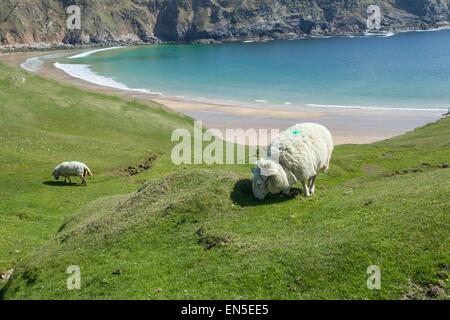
252;159;289;200
52;168;60;180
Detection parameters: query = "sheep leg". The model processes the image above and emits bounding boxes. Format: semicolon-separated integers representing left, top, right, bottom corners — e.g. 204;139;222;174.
68;176;72;184
302;181;310;197
64;176;67;183
309;176;316;195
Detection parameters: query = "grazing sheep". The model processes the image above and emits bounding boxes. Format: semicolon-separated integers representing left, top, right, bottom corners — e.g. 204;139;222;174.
252;123;333;200
52;161;93;185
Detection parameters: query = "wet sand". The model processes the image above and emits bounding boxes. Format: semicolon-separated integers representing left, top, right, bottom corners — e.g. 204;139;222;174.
0;50;443;145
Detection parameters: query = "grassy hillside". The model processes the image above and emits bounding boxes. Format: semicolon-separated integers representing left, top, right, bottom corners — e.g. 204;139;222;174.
0;60;193;272
0;60;449;299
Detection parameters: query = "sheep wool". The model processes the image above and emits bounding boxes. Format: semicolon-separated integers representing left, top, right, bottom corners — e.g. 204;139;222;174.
52;161;93;185
252;123;333;200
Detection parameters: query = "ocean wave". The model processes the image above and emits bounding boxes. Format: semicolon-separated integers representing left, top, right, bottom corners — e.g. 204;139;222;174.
363;31;395;37
67;46;123;59
306;103;447;111
20;57;43;72
54;62;159;94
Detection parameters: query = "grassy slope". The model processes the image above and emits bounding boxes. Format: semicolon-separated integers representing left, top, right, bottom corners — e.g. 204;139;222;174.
0;60;193;271
0;61;449;299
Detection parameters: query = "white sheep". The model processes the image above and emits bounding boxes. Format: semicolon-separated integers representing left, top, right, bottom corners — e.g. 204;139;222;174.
252;123;333;200
52;161;93;185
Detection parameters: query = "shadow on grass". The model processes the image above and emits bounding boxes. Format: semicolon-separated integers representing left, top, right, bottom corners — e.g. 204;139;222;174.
0;280;10;300
230;179;300;207
43;181;82;187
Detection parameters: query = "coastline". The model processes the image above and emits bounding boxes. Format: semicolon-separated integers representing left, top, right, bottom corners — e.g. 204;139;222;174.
0;49;444;145
2;24;450;52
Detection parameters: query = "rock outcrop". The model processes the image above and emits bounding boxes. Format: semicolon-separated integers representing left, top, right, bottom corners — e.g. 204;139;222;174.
1;0;449;48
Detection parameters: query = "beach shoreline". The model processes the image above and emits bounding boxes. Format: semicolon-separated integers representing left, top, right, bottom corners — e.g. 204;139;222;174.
0;49;444;145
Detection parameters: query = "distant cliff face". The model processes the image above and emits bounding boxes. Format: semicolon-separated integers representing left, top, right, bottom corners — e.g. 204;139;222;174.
1;0;449;47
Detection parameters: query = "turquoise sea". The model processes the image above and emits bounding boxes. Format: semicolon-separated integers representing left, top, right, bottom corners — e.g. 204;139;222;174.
54;29;450;111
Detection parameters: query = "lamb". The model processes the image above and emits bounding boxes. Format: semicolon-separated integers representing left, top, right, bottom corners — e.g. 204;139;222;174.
52;161;93;185
252;123;333;200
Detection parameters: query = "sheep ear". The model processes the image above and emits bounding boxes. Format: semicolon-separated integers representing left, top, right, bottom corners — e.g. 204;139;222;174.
251;167;259;175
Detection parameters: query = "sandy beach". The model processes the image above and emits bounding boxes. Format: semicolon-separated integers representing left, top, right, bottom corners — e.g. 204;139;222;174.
0;50;444;145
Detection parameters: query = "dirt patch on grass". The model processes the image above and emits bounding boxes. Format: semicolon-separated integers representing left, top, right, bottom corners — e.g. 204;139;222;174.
195;227;229;250
391;162;440;176
120;155;157;176
402;281;448;300
402;265;449;300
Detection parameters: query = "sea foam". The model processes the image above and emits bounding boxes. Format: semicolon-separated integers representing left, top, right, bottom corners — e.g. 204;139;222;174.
306;103;447;111
67;46;123;59
20;57;43;72
54;62;156;94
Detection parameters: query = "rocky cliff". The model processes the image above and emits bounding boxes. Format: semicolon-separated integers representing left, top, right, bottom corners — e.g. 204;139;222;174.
1;0;449;47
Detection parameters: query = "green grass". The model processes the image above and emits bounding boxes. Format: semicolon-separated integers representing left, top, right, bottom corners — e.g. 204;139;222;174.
0;61;449;299
0;61;193;271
